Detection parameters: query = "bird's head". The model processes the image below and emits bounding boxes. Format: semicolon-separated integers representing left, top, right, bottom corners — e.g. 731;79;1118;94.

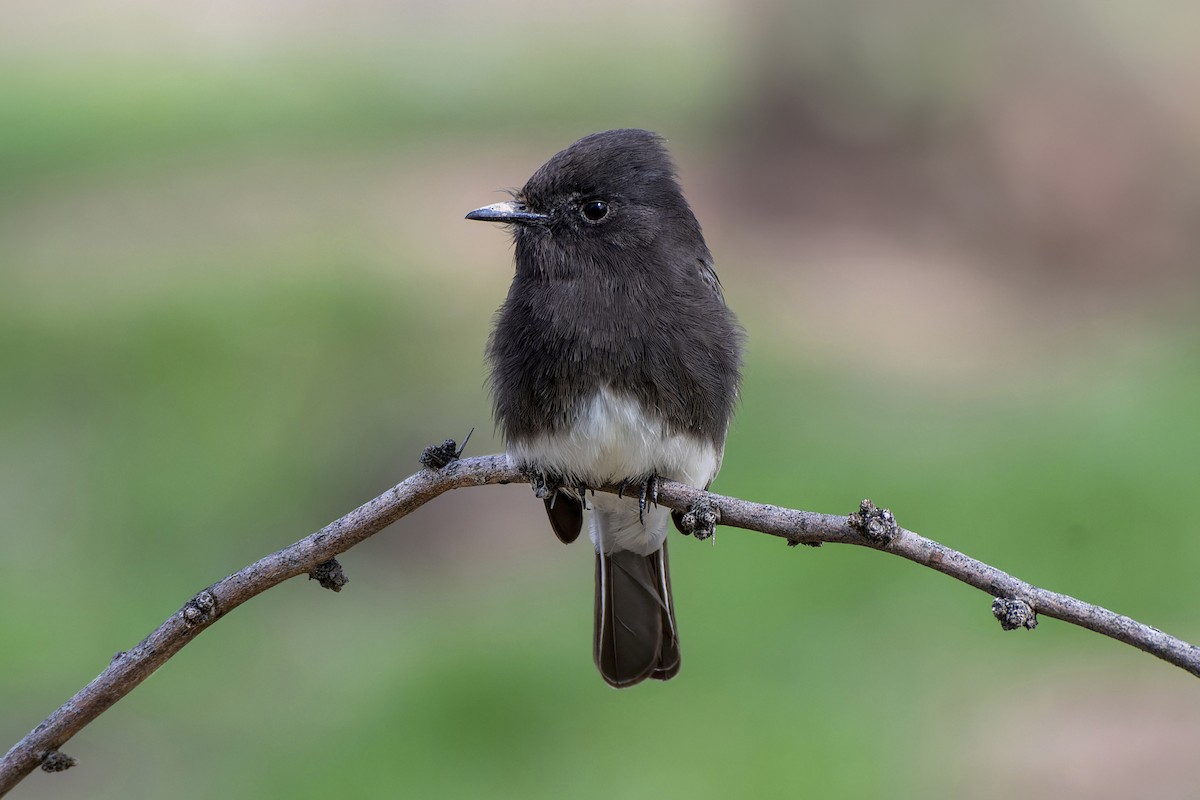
466;129;707;280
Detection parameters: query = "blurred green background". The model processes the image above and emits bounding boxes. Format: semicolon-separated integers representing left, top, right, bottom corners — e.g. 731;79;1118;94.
3;2;1200;798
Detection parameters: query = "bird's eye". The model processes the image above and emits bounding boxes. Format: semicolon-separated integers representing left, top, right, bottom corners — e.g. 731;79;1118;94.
581;200;610;223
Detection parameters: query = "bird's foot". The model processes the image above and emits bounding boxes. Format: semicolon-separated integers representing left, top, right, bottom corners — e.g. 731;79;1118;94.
527;468;563;501
637;473;659;524
527;469;585;508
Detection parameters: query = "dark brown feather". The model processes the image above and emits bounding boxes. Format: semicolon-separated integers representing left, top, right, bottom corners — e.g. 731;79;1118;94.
543;492;583;544
649;542;680;680
473;130;738;687
485;130;743;447
594;542;680;688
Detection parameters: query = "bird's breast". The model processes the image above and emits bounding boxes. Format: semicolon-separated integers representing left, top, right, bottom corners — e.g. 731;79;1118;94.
506;386;720;489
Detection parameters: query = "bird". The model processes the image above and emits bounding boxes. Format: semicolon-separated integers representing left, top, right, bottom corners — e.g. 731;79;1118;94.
465;129;743;687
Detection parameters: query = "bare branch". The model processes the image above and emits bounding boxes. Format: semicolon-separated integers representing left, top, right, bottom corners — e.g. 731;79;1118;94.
2;453;1197;795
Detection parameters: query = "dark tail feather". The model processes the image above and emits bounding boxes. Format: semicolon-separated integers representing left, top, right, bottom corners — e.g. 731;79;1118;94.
593;542;680;688
652;543;681;681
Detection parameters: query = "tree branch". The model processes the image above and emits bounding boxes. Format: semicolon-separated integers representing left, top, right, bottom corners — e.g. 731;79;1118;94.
3;452;1197;795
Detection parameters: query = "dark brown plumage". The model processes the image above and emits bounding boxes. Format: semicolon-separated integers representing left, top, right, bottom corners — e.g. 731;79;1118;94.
467;129;743;687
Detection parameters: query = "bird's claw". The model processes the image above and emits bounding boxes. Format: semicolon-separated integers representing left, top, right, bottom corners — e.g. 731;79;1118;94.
638;474;660;524
528;470;588;508
529;469;562;501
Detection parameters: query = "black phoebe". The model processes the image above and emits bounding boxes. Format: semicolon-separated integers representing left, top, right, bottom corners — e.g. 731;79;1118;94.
466;129;743;687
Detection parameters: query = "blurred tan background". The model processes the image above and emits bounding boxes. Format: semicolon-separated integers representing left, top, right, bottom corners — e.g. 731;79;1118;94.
3;2;1200;798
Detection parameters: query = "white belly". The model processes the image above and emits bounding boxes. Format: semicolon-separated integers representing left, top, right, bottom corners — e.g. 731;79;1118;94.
506;386;721;489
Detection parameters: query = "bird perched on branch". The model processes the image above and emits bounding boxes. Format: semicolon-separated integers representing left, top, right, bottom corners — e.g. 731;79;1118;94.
467;129;743;687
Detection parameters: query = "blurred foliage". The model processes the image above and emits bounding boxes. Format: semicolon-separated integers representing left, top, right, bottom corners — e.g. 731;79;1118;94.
0;35;726;193
2;2;1199;799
